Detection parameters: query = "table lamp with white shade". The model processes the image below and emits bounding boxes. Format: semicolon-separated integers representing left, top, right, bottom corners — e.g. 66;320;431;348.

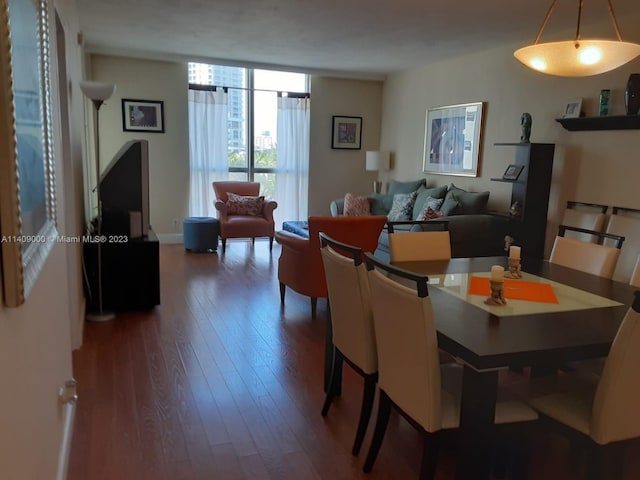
365;151;390;194
80;80;116;322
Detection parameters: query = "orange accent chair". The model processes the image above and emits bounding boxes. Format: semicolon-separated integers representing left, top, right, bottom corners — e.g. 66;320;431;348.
275;215;387;318
212;181;278;253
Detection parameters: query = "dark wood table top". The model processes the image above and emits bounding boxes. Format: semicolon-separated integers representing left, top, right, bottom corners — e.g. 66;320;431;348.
393;256;636;371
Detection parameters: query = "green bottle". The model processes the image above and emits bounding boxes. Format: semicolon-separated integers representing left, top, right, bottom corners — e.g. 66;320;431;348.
599;89;610;116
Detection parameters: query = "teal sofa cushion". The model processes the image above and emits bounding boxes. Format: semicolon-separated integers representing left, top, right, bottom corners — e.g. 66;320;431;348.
370;193;394;215
412;184;449;220
387;178;426;195
445;183;489;215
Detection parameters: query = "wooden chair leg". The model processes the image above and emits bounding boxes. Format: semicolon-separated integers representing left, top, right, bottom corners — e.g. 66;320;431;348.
251;237;255;246
221;238;227;253
352;374;377;456
321;349;343;416
279;283;286;304
269;236;274;251
311;297;317;318
586;442;610;480
509;424;532;480
363;390;392;473
419;431;440;480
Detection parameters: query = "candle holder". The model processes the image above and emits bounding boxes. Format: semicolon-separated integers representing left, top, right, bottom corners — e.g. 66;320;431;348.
505;257;522;279
485;279;507;306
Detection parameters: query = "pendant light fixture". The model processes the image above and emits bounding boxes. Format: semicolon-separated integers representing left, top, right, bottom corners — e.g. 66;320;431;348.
514;0;640;77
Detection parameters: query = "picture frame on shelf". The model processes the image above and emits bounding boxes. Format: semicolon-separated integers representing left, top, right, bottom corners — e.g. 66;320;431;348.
0;0;58;307
502;164;524;181
331;115;362;149
562;97;582;118
122;98;165;133
423;102;485;177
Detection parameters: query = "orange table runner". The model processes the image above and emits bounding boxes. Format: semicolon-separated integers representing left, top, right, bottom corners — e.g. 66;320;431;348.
469;276;559;304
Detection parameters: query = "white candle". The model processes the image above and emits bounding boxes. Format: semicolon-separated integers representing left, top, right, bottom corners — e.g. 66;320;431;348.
491;265;504;281
510;246;521;260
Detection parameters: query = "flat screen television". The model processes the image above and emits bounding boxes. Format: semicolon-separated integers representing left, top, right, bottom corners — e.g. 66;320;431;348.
100;139;150;238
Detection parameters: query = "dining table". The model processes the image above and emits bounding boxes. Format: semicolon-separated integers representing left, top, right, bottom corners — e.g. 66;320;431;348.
391;255;636;480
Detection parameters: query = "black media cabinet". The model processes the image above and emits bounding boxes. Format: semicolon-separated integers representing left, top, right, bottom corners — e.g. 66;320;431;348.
84;230;160;312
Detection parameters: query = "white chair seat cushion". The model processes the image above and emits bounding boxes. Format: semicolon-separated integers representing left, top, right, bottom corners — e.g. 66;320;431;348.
529;387;596;437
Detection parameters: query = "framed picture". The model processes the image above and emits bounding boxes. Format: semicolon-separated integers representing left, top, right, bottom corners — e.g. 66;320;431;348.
502;164;524;181
423;102;485;177
562;97;582;118
331;115;362;149
0;0;58;307
122;98;165;133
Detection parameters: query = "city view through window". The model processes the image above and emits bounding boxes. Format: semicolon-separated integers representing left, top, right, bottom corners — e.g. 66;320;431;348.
188;63;308;198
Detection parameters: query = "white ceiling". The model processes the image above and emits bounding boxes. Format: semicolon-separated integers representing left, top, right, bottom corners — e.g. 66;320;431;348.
77;0;640;79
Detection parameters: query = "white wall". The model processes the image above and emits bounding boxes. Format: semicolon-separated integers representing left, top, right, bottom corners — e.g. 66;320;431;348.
0;0;83;477
380;43;640;254
308;77;383;216
88;55;190;236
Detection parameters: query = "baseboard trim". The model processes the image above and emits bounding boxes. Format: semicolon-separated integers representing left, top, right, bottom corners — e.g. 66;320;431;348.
157;233;183;244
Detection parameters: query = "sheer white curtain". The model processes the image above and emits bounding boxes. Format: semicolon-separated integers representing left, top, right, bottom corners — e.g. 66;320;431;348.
275;95;310;227
188;88;229;217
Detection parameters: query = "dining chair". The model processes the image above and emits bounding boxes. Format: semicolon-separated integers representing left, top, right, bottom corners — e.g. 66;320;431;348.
604;206;640;283
549;225;625;279
561;201;609;244
319;233;377;456
362;252;538;480
527;291;640;480
387;220;451;262
631;254;640;288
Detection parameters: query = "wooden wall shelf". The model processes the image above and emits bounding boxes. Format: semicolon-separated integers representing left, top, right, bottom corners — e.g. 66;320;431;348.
555;115;640;131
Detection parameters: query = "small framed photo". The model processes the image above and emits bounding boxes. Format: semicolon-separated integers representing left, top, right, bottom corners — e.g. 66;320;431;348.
502;164;524;181
562;97;582;118
122;99;165;133
331;115;362;149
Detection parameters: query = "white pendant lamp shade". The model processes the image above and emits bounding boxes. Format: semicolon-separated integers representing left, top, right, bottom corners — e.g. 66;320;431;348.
79;80;116;101
365;151;390;171
514;40;640;77
514;0;640;77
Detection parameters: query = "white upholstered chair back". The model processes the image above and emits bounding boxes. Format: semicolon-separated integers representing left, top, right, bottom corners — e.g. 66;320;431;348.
389;231;452;263
320;244;377;374
631;255;640;288
605;213;640;283
591;295;640;444
366;267;443;432
550;236;621;279
562;205;608;244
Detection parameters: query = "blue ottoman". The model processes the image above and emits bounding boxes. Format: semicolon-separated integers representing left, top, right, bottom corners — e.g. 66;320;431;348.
183;217;219;252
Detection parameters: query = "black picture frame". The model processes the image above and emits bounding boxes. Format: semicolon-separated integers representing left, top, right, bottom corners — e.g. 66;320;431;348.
502;164;524;181
122;98;165;133
331;115;362;149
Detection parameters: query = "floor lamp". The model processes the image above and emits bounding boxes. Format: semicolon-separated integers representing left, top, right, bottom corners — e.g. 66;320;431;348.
80;80;116;322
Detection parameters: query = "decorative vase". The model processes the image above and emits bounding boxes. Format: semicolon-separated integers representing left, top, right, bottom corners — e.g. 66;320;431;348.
625;73;640;115
599;89;610;116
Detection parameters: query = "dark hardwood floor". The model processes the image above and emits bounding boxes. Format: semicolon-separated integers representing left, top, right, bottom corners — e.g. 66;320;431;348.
68;241;640;480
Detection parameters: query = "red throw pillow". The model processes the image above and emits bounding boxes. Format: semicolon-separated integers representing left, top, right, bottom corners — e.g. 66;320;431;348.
421;207;443;220
343;193;371;216
226;192;265;215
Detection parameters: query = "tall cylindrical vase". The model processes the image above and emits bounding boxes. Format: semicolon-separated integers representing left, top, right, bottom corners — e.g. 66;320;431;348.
625;73;640;115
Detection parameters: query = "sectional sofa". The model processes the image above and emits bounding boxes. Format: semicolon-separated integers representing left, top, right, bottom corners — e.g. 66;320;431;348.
330;179;511;260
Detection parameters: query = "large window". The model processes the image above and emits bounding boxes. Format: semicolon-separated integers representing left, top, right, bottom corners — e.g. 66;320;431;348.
188;63;308;198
